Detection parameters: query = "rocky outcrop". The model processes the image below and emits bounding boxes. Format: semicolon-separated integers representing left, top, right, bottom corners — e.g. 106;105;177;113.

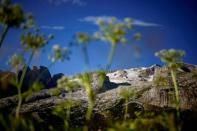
49;73;64;88
18;66;52;90
0;71;17;98
0;63;197;129
0;66;65;98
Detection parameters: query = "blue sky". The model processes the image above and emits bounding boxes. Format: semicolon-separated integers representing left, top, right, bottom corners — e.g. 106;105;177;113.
0;0;197;75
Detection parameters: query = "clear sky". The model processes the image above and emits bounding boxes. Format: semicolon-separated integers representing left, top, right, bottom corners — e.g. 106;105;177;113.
0;0;197;75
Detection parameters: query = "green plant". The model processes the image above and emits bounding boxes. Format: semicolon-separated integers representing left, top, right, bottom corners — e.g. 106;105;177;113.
119;88;135;120
21;31;52;51
0;0;34;47
51;76;82;130
48;44;70;63
8;53;25;74
23;82;44;101
76;17;142;70
57;76;81;91
96;70;108;89
0;114;36;131
76;32;92;69
92;17;141;69
153;75;168;87
80;73;95;121
155;49;185;116
107;113;178;131
2;5;71;124
8;51;34;119
53;100;74;130
1;1;190;130
7;30;54;119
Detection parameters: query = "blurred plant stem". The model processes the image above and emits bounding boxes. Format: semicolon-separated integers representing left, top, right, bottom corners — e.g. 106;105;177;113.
124;98;128;121
64;93;72;130
82;44;90;70
0;25;9;48
85;86;94;121
81;73;95;122
170;70;180;117
86;98;94;121
106;44;117;70
15;51;34;119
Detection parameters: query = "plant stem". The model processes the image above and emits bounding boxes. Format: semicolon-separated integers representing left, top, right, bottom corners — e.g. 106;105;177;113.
86;98;94;121
15;85;22;119
18;52;34;88
64;93;72;130
82;73;94;121
0;25;9;48
15;51;34;118
85;85;94;121
106;44;117;70
170;70;180;117
124;98;128;121
82;44;89;70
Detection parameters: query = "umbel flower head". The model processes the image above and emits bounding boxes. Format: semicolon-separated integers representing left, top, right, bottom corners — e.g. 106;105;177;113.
21;31;53;51
48;44;70;63
76;32;91;44
8;53;25;70
155;49;185;69
92;17;139;45
0;0;34;28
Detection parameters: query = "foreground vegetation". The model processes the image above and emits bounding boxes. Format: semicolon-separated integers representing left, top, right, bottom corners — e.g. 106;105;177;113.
0;0;196;131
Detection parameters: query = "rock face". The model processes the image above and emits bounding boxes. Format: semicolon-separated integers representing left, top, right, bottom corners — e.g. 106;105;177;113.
0;66;65;98
0;63;197;130
0;71;17;98
18;66;52;91
49;73;64;88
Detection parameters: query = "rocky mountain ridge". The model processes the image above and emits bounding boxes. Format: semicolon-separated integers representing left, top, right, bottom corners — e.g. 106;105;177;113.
0;63;197;130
